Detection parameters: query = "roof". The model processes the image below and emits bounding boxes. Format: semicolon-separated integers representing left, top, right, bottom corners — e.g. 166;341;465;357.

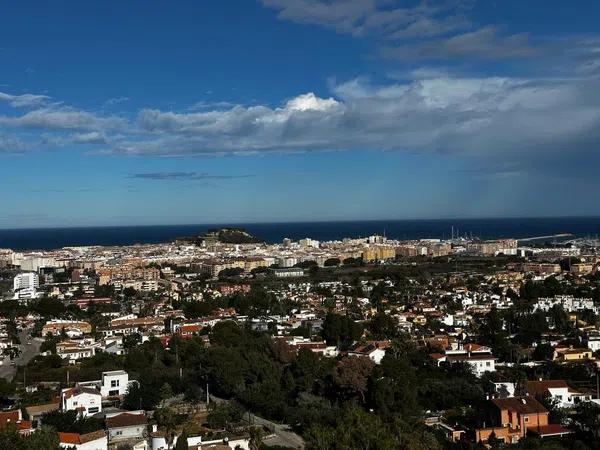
62;386;101;399
525;380;572;397
59;430;106;445
446;353;496;362
491;397;548;415
533;424;573;437
0;410;21;429
25;402;60;416
105;412;147;428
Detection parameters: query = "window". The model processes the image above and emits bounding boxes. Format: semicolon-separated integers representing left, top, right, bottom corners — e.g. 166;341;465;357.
524;417;529;423
111;379;120;387
88;407;99;414
115;431;122;436
486;362;491;367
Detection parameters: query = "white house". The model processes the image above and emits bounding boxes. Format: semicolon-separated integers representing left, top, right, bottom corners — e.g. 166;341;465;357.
525;380;593;408
105;411;147;447
348;342;389;365
57;346;96;363
59;430;108;450
61;386;102;417
100;370;130;397
431;344;496;377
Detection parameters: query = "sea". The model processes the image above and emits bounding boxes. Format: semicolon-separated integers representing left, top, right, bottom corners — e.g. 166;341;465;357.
1;217;600;251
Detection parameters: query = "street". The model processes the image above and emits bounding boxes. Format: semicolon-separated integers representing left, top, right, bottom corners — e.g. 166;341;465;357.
0;329;42;381
209;394;305;449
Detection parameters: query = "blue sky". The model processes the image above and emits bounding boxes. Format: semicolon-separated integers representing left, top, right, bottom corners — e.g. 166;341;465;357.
1;0;600;228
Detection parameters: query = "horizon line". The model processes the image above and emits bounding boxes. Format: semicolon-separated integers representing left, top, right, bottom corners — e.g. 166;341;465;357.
1;214;600;232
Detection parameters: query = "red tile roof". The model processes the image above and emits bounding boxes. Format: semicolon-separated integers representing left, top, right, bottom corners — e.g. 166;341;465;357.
491;396;548;415
105;412;147;428
525;380;572;397
534;424;573;436
0;410;21;429
59;430;106;445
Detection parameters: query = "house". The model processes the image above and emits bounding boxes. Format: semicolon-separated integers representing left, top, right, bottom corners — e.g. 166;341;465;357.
105;411;147;447
59;430;108;450
553;347;594;362
0;409;33;435
61;386;102;417
475;397;571;444
525;380;593;408
348;341;389;364
42;320;92;337
100;370;130;398
430;344;497;377
57;345;96;363
25;402;60;428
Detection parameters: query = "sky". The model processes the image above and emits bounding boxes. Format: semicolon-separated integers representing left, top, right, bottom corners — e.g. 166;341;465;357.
1;0;600;228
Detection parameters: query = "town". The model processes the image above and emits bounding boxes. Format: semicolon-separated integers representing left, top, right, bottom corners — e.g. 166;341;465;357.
1;229;600;449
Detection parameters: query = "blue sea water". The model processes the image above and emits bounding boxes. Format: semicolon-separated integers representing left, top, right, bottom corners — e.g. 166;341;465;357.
1;217;600;251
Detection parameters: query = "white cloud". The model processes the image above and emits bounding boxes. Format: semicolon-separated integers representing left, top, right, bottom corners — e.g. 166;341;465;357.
1;72;599;166
0;107;126;131
71;131;108;144
0;91;50;108
104;96;130;106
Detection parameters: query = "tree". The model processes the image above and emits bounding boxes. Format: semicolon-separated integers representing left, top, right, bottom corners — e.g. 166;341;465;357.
324;258;341;267
332;357;375;403
0;426;61;450
123;287;137;298
573;401;600;440
3;346;21;360
41;410;103;434
248;426;264;450
206;403;244;430
210;321;244;347
368;313;399;340
532;343;554;361
305;424;336;450
123;333;142;352
154;407;180;447
321;313;363;350
174;429;188;450
159;382;173;407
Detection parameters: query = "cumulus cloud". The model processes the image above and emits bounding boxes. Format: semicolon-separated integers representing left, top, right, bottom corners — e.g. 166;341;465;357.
0;107;126;132
1;71;599;168
0;91;50;108
92;75;598;161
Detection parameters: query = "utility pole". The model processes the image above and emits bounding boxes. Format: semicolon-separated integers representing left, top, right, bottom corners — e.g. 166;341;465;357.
206;383;209;406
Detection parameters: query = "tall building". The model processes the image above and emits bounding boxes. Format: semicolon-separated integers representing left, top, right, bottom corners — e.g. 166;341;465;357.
13;272;40;300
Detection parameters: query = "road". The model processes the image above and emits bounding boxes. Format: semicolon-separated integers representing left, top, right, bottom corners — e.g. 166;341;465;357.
209;394;305;449
0;329;42;381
